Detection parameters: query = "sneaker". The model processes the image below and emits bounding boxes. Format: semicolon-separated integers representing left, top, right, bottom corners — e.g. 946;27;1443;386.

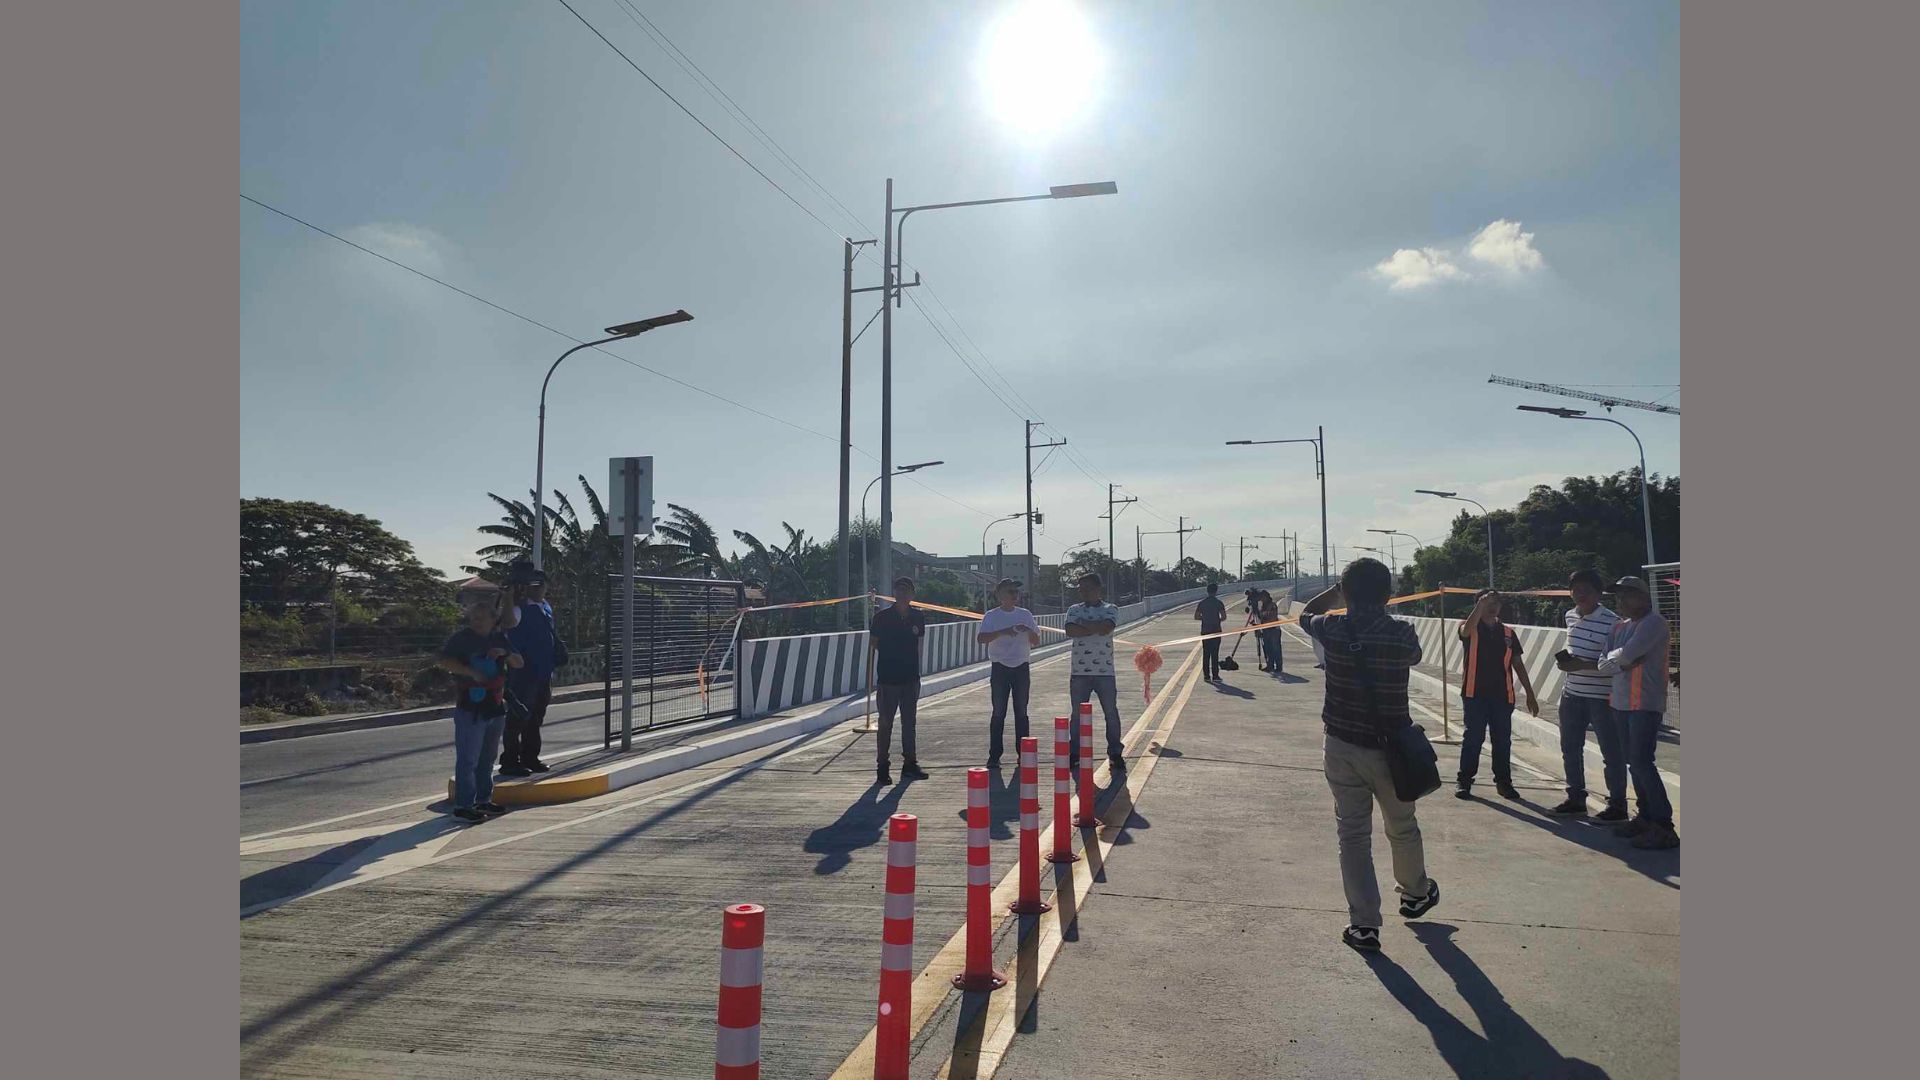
876;767;893;786
986;755;1003;769
525;759;552;774
1614;817;1654;839
1631;824;1680;850
1398;879;1441;919
902;762;930;780
498;764;532;778
1109;756;1127;773
1595;804;1630;822
476;801;508;816
1454;785;1474;800
1549;797;1589;816
1342;926;1382;951
453;807;487;824
1496;784;1522;801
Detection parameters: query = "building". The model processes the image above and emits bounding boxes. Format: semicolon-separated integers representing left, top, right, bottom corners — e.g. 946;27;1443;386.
888;542;1058;608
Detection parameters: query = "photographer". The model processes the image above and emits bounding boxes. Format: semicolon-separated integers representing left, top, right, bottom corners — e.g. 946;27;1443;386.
1301;559;1439;952
1453;589;1538;801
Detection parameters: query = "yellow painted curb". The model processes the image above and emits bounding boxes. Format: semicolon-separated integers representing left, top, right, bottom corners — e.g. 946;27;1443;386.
446;771;611;806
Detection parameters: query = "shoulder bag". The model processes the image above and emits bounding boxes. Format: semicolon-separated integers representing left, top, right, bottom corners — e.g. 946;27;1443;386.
1344;614;1441;802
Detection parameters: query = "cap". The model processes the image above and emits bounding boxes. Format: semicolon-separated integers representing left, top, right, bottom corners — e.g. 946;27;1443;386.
1611;576;1650;595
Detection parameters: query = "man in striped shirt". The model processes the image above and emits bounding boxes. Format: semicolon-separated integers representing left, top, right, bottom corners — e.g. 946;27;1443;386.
1550;570;1628;819
1561;577;1677;850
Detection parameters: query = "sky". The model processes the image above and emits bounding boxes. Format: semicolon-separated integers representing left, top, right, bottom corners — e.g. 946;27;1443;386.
240;0;1680;581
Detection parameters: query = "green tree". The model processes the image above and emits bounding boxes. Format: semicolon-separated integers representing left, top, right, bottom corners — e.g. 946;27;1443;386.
241;498;443;607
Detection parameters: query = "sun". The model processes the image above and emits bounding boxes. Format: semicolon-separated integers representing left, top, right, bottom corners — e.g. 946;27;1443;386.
979;1;1104;136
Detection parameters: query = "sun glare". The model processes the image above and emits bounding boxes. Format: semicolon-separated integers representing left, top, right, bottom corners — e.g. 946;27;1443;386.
980;1;1104;136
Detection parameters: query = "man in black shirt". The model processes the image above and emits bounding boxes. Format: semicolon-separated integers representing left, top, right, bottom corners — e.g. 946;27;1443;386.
1301;559;1439;951
1194;582;1228;680
868;577;930;785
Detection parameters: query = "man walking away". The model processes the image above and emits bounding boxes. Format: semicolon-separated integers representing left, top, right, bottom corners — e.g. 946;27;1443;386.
501;561;566;777
1194;582;1228;680
438;601;522;823
1065;574;1126;773
1300;559;1439;951
869;577;930;786
1562;577;1677;849
1549;570;1626;818
979;578;1040;768
1454;589;1539;801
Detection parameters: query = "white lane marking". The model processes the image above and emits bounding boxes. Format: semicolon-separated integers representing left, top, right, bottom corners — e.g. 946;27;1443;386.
241;727;862;917
238;743;603;843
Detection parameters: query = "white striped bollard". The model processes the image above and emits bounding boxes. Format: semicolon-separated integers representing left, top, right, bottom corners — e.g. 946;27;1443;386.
1010;736;1050;914
1075;701;1103;828
875;813;916;1080
1046;716;1080;864
715;903;763;1080
953;767;1008;992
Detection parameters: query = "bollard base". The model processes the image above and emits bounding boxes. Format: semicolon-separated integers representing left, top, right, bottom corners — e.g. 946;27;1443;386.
1045;850;1082;864
1009;898;1053;915
952;969;1009;992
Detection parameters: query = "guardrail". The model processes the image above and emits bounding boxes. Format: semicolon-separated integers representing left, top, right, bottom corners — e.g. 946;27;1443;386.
738;580;1293;719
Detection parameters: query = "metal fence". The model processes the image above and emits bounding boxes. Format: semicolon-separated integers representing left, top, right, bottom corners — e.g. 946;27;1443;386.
603;574;747;744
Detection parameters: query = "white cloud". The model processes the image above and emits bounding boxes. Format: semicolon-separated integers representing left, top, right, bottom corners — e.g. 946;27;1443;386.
1465;219;1546;273
1371;247;1469;291
1371;219;1547;291
341;222;457;276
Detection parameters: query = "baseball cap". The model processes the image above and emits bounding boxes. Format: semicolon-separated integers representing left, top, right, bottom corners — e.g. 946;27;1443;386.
1611;576;1650;595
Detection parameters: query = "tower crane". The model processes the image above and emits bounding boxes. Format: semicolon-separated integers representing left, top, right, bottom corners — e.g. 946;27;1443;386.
1488;375;1679;415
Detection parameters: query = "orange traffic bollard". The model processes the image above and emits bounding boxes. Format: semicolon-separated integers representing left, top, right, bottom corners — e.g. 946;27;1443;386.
715;903;764;1080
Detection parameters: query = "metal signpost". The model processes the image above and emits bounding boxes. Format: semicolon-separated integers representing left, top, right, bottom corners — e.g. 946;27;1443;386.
609;456;655;752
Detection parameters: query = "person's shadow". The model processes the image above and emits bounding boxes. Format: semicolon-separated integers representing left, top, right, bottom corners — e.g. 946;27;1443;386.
1364;923;1611;1078
802;778;914;875
952;764;1021;840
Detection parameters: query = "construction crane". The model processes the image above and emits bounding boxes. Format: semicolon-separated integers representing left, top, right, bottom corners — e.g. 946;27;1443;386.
1488;375;1678;415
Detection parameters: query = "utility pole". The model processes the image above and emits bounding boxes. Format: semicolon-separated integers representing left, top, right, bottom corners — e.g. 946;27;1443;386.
1174;516;1200;584
1135;525;1143;603
1238;536;1259;580
1026;420;1064;605
1106;484;1136;598
837;238;873;627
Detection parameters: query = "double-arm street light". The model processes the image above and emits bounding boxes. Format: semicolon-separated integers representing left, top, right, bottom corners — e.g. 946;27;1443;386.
532;310;693;570
1226;429;1328;582
1416;489;1495;587
1517;405;1660;579
876;178;1118;594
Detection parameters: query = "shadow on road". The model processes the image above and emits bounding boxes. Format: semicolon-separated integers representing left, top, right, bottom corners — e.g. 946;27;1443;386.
803;778;912;876
1365;922;1611;1079
1473;797;1680;890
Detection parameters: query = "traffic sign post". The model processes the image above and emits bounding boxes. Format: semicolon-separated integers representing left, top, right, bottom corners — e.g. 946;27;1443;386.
611;457;655;751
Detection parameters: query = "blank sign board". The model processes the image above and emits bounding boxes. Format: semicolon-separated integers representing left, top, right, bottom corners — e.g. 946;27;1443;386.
608;456;655;536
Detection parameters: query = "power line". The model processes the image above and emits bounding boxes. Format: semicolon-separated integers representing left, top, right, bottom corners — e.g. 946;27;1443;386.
555;0;850;242
241;192;845;446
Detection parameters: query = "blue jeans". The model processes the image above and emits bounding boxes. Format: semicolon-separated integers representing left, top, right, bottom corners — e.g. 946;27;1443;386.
1619;709;1673;826
1559;694;1627;804
1262;630;1283;672
453;709;506;809
1068;674;1124;763
1456;696;1513;789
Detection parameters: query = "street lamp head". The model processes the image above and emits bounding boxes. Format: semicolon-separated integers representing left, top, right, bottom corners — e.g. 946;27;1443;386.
1517;405;1586;418
1224;440;1253;446
897;460;944;474
1367;528;1394;535
604;310;694;337
1050;181;1118;198
1415;489;1457;498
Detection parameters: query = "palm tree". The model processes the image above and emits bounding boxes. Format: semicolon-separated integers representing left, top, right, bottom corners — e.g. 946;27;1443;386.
733;523;815;600
654;503;729;578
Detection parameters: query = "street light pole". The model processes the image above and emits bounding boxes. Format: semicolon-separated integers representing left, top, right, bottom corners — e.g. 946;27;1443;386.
1027;420;1065;604
1226;430;1328;582
862;461;943;616
876;178;1117;596
532;311;692;570
1416;489;1495;587
1516;406;1660;577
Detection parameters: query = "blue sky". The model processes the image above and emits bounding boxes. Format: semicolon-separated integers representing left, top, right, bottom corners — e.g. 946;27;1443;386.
241;0;1679;579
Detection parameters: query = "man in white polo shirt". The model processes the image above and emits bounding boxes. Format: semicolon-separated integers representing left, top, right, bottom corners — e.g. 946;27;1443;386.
1551;569;1627;819
978;578;1041;768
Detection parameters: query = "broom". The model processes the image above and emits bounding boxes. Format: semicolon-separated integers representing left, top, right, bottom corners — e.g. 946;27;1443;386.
1219;630;1243;671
